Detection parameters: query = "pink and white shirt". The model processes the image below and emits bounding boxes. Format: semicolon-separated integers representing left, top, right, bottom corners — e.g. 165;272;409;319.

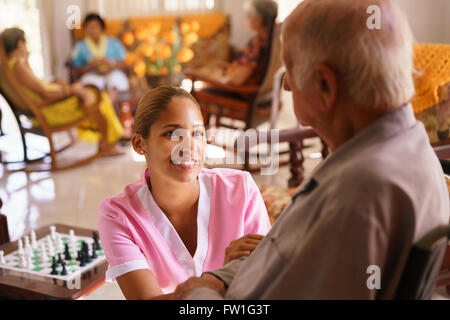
98;168;271;293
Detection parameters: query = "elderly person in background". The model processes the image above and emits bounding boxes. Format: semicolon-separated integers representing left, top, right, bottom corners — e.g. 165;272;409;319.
71;13;130;102
198;0;278;86
172;0;450;299
1;27;124;156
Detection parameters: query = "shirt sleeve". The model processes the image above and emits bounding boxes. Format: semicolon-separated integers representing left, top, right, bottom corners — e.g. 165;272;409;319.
109;38;126;62
98;199;150;282
243;172;272;235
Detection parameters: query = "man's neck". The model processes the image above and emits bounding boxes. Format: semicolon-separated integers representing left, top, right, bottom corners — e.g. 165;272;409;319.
317;103;392;153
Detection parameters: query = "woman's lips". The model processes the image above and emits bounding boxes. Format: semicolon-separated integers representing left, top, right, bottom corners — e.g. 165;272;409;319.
170;159;200;170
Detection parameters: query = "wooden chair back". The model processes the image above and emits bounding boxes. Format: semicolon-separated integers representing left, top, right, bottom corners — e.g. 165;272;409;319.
0;198;10;245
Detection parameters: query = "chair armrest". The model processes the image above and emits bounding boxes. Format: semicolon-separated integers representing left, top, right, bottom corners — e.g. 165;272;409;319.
240;127;319;152
36;84;101;111
185;69;260;95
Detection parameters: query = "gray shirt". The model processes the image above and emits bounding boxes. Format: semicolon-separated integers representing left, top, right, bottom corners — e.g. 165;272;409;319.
188;104;450;300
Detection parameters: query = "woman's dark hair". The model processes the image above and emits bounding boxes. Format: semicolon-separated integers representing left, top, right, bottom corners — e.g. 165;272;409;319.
1;28;25;55
83;13;106;30
134;86;201;139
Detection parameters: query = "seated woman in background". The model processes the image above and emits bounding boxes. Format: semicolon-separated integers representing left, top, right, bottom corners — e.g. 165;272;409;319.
1;28;124;155
98;86;271;299
200;0;278;86
71;13;130;102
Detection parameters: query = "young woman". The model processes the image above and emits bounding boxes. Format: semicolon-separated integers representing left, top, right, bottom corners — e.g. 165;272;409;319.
1;27;124;155
98;86;271;299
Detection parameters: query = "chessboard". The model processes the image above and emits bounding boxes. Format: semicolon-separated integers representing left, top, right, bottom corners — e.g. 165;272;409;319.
0;226;106;282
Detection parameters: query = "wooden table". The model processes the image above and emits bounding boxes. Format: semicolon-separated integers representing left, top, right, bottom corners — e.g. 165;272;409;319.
0;224;107;300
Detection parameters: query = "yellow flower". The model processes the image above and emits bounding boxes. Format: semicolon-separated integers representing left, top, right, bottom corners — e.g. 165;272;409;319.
136;27;148;41
182;32;198;46
173;64;182;73
180;22;191;35
177;47;194;63
158;44;172;60
122;31;135;46
191;21;200;32
163;31;178;45
145;35;157;45
134;60;146;77
148;23;161;35
124;53;135;65
150;53;157;62
158;66;169;75
142;45;155;58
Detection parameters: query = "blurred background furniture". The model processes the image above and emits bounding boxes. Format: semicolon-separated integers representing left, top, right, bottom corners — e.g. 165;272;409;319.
187;21;281;131
0;42;105;172
395;224;450;299
0;197;9;245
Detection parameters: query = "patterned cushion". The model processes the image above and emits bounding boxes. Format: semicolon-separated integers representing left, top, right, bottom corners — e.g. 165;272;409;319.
259;185;296;225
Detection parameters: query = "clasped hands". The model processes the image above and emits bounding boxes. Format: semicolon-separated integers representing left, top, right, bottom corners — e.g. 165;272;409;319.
172;234;264;300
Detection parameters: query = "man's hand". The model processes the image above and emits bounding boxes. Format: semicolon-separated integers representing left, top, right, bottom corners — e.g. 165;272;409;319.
224;234;264;265
172;273;226;300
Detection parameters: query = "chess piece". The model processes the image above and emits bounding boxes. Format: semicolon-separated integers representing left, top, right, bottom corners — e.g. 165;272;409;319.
31;230;37;249
0;250;5;265
64;243;71;261
50;225;56;241
50;257;58;275
91;242;97;259
48;240;55;257
27;255;33;270
17;238;24;256
76;250;81;261
79;252;86;267
69;229;76;244
93;231;101;250
19;255;27;268
41;244;48;263
57;253;63;265
60;261;67;276
82;242;91;263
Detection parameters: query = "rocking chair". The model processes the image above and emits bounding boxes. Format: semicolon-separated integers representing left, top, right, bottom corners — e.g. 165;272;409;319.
0;41;105;171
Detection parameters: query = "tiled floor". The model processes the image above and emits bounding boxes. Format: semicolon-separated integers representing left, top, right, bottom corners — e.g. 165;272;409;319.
1;92;448;300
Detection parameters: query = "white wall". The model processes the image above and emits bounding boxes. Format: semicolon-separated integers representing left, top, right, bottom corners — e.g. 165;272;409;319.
396;0;450;44
221;0;252;49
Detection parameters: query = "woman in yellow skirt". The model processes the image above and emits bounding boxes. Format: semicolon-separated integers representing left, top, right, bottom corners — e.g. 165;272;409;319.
1;27;124;156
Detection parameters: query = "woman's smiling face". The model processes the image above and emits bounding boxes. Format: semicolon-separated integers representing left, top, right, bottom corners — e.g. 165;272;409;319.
143;96;206;184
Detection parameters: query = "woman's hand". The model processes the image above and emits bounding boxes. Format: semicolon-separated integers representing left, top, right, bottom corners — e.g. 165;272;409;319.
224;234;264;265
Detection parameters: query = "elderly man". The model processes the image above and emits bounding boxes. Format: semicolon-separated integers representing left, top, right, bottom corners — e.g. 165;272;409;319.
172;0;450;299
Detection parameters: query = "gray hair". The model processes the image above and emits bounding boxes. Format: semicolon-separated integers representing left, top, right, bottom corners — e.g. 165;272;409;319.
286;0;415;110
243;0;278;27
1;27;25;55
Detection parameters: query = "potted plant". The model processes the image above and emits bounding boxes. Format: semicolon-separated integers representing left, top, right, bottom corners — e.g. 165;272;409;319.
121;20;199;88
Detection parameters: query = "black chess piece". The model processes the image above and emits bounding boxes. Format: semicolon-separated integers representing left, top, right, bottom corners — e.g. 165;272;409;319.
91;242;97;259
50;257;58;275
93;231;101;250
57;253;63;264
79;251;86;267
76;250;81;261
60;261;67;276
64;243;72;261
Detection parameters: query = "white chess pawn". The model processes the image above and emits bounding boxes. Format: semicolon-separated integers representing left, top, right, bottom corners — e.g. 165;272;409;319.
19;255;26;268
40;244;47;262
48;240;55;257
27;255;33;270
25;245;33;258
69;229;76;245
18;238;24;256
0;250;5;265
50;225;56;241
31;230;37;249
24;235;30;249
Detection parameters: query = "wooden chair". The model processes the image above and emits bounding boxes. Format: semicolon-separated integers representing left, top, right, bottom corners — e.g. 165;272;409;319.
0;41;105;172
186;18;282;131
396;224;450;299
0;197;10;245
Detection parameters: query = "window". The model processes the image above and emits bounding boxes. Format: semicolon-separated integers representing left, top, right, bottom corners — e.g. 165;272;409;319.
276;0;303;22
0;0;45;78
90;0;217;19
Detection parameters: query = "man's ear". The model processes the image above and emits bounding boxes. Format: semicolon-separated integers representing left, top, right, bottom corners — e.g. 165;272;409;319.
314;64;338;111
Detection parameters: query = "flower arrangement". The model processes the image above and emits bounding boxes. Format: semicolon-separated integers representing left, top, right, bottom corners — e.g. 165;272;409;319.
121;20;199;78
